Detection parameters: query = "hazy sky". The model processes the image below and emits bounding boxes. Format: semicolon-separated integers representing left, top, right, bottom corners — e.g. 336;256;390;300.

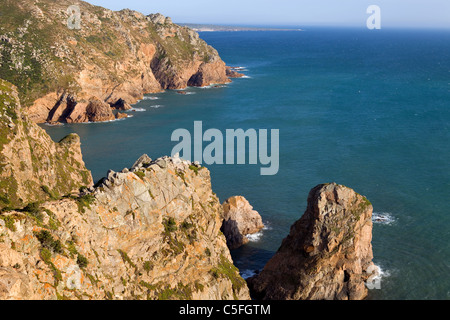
86;0;450;29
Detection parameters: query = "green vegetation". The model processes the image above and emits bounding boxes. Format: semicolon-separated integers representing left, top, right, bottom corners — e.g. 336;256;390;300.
76;194;96;213
135;171;145;180
34;230;63;254
188;165;204;176
140;280;194;300
77;254;89;269
163;217;177;233
143;261;154;273
117;249;136;269
0;215;16;231
210;254;246;299
41;185;59;200
40;247;63;285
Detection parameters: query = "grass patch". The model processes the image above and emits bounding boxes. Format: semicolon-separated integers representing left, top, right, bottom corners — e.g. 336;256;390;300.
76;194;96;213
210;255;246;298
0;215;16;231
34;230;63;254
135;171;145;180
117;249;136;269
77;254;89;269
163;217;177;233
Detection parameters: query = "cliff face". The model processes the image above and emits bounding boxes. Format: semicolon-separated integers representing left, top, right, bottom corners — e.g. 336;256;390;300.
0;153;250;300
0;79;93;210
247;183;374;300
0;0;232;123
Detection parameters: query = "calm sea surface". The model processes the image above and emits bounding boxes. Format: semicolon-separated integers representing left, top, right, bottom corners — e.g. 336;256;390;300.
43;28;450;299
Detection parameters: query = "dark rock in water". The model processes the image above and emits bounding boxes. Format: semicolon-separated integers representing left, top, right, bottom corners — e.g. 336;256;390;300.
110;98;133;110
115;112;128;120
247;183;375;300
226;66;245;78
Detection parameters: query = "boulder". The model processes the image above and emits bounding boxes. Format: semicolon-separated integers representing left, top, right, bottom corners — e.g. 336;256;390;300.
226;66;245;78
247;183;375;300
131;154;152;171
110;98;133;111
115;112;128;120
85;97;116;122
221;196;264;249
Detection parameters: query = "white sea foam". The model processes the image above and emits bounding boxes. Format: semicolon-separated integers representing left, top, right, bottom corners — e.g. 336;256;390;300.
369;264;391;287
130;108;146;112
150;105;164;109
262;221;272;231
142;96;160;100
246;231;263;242
372;212;396;225
240;269;257;279
44;123;64;127
79;116;131;125
245;221;270;242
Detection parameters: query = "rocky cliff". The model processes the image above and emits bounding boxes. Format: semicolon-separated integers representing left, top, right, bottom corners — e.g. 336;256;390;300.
0;79;93;210
0;151;250;299
247;183;375;300
0;0;232;123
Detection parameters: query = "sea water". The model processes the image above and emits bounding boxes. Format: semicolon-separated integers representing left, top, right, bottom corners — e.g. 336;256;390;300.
42;28;450;300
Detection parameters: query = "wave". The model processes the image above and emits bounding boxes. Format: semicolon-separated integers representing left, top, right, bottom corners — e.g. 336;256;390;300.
150;105;164;109
229;66;247;71
366;264;391;290
245;221;270;242
79;116;132;125
372;212;396;225
246;231;263;242
199;84;227;89
240;269;257;279
262;221;272;231
129;108;146;112
240;75;252;79
142;96;160;100
44;123;64;127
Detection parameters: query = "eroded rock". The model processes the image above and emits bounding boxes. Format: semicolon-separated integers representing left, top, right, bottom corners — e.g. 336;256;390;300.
247;183;375;300
221;196;264;249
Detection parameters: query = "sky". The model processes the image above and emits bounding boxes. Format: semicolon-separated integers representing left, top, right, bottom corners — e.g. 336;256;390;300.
85;0;450;29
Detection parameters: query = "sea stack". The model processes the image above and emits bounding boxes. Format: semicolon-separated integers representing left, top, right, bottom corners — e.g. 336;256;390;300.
247;183;375;300
221;196;264;249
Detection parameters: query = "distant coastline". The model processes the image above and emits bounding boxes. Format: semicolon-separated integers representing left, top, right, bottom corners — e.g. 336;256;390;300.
180;23;303;32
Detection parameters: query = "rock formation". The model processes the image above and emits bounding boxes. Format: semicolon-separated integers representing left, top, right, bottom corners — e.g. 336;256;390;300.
0;79;93;210
0;0;237;123
226;67;245;78
0;82;250;300
0;152;250;299
247;183;375;300
221;196;264;249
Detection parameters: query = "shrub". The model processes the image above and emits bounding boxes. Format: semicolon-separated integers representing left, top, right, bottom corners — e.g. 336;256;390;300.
77;254;89;269
34;230;63;254
163;217;177;233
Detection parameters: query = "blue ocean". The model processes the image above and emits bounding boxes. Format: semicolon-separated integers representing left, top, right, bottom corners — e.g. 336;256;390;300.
42;28;450;300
